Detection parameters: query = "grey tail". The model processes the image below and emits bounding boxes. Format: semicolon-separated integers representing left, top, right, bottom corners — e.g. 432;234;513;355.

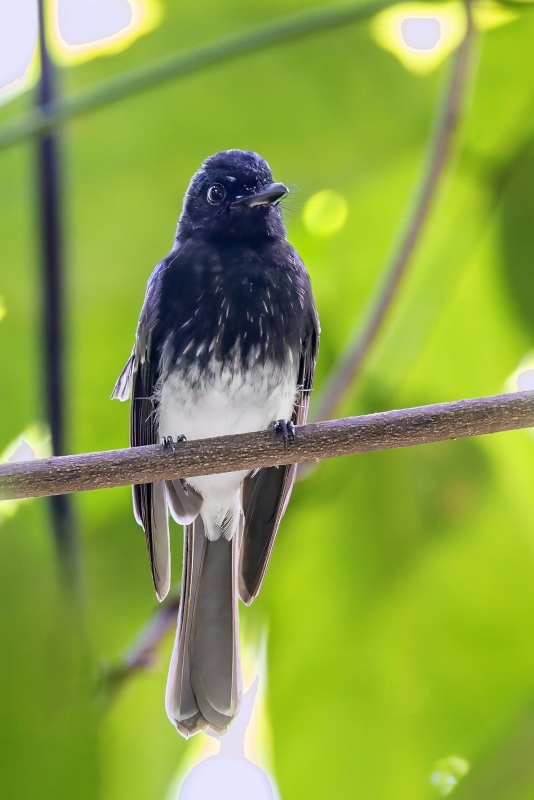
165;516;241;737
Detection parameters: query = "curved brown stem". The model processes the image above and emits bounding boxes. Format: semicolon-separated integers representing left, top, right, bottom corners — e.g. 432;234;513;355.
310;0;477;425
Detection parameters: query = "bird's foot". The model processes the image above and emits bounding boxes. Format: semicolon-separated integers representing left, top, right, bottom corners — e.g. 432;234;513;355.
161;434;187;452
272;419;295;448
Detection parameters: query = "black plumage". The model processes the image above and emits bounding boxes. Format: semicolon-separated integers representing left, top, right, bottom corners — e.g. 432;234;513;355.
113;149;319;737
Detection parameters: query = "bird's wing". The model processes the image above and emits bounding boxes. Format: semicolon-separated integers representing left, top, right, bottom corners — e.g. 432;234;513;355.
239;294;319;605
112;265;172;601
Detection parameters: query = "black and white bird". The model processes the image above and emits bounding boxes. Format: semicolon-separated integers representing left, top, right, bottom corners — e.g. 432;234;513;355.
112;150;319;738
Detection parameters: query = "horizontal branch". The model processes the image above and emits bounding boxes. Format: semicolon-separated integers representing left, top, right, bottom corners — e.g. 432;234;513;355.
1;391;533;501
0;0;393;151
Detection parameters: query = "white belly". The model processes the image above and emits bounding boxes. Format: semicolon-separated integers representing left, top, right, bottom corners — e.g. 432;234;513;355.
158;357;298;540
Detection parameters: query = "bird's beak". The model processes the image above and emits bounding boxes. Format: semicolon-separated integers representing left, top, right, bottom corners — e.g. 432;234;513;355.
231;182;289;208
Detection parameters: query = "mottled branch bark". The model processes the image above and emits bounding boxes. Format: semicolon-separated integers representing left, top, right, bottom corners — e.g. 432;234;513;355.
1;392;533;502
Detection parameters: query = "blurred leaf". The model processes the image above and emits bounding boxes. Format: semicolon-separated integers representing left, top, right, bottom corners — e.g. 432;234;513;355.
498;143;534;339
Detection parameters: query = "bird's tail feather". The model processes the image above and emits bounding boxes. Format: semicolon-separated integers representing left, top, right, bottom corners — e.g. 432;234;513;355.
165;516;241;737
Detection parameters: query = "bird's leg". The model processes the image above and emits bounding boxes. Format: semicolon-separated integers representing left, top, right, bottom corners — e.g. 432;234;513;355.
272;419;296;448
161;434;187;452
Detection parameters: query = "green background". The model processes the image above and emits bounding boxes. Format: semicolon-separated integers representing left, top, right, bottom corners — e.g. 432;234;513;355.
1;1;534;797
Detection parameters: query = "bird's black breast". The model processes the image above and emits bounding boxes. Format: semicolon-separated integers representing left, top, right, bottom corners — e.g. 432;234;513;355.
154;238;309;373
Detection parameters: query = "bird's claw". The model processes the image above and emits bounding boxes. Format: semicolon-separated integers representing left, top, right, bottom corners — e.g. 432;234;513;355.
161;434;187;452
273;419;295;448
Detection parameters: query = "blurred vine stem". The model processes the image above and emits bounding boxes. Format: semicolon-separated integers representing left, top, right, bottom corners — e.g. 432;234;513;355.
36;0;79;586
309;0;477;426
0;0;407;150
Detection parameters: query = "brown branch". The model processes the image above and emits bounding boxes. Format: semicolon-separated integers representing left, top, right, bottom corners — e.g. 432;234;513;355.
1;391;533;501
311;0;477;424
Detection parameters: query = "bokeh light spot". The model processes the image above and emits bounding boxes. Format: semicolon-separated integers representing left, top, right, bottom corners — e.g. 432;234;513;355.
0;424;51;525
517;369;534;392
506;352;534;394
430;756;470;796
58;0;133;46
0;1;38;102
51;0;162;65
371;2;466;74
401;17;441;49
179;756;274;800
303;190;348;238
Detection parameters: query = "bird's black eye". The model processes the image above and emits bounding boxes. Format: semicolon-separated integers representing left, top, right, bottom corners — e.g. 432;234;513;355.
207;184;227;205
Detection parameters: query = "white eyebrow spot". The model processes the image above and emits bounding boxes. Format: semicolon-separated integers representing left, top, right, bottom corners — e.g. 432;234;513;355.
227;176;236;182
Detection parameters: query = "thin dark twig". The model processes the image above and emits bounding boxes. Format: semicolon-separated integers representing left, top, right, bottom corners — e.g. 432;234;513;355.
1;391;534;501
96;595;180;707
310;0;476;425
36;0;78;585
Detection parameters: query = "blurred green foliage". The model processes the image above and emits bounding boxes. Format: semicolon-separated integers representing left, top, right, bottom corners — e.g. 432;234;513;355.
1;1;534;798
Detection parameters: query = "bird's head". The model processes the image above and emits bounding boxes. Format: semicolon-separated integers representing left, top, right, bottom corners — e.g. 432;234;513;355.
176;150;288;242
